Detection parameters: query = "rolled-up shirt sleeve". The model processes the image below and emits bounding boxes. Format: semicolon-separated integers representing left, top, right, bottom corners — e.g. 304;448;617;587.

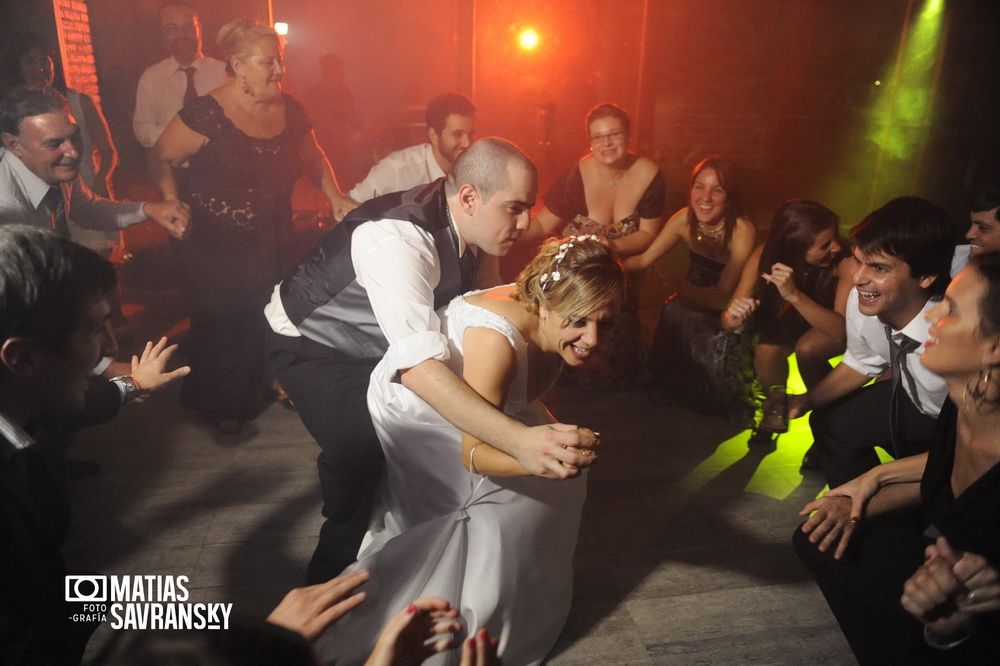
352;220;451;375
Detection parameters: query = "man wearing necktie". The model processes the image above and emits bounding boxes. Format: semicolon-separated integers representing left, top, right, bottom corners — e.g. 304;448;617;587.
786;197;962;489
1;87;190;239
265;138;600;583
133;1;227;149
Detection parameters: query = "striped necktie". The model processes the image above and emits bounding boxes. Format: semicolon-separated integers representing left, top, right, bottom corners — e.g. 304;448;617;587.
884;325;920;452
42;187;68;237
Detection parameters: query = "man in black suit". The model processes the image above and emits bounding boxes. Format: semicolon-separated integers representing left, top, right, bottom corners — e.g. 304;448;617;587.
0;225;121;663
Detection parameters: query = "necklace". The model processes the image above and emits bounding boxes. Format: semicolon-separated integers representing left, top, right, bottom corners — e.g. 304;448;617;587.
696;219;726;242
603;166;627;190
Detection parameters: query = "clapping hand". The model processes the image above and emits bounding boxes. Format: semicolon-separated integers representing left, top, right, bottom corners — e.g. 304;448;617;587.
902;537;1000;643
725;296;758;329
266;569;370;641
761;262;800;302
365;598;462;666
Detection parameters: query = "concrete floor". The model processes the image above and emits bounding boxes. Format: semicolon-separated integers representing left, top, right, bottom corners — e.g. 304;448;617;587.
68;291;856;665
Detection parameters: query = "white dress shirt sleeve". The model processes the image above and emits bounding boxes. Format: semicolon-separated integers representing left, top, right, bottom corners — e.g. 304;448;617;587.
65;178;147;231
352;220;451;373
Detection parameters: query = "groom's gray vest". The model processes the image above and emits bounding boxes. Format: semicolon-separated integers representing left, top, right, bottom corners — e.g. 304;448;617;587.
279;180;469;359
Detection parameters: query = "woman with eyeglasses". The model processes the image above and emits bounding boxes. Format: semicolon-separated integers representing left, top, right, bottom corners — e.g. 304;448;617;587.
527;103;665;390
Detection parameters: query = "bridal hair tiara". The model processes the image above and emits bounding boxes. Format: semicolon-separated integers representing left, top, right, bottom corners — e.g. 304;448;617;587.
540;234;602;291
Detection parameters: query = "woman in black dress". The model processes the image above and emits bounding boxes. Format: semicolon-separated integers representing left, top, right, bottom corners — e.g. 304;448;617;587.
151;19;352;432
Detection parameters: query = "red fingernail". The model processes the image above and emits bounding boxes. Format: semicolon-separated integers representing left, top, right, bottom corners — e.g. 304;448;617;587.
406;604;415;614
850;516;858;524
478;628;488;639
490;637;499;647
467;637;475;647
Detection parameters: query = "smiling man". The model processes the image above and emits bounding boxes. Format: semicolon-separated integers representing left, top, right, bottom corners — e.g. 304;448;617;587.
346;92;476;206
266;138;600;583
786;197;959;487
1;87;189;239
967;184;1000;257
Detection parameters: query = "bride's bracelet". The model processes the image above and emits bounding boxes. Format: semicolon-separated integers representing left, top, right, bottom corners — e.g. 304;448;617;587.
469;444;480;475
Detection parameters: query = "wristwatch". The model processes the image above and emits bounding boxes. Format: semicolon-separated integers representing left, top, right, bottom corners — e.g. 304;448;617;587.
110;375;141;405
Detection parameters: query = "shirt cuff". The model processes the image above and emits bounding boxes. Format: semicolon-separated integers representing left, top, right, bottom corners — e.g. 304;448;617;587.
381;330;451;379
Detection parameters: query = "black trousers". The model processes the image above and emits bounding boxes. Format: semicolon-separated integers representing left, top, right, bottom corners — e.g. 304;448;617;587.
793;517;999;664
266;330;383;584
810;378;937;488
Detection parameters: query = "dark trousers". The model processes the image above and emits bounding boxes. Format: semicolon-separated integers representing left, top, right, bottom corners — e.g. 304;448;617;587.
266;330;383;584
810;378;937;488
793;517;998;664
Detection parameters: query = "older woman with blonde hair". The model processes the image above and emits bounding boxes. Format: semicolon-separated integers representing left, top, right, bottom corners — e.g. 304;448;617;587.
151;19;353;432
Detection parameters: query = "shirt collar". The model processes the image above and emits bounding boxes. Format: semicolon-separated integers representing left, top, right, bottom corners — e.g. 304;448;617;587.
2;150;53;210
171;56;208;71
445;203;475;257
0;410;35;454
893;295;940;341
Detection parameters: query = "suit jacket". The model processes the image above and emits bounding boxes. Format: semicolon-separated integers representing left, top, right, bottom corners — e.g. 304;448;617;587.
0;427;95;664
0;148;147;234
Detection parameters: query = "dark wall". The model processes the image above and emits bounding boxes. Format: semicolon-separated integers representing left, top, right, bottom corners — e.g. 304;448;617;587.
11;0;994;230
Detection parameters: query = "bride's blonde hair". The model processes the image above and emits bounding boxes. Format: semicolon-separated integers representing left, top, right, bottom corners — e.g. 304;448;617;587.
511;236;624;320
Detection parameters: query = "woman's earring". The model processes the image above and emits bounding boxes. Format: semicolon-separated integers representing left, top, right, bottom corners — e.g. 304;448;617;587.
964;366;992;412
241;76;254;97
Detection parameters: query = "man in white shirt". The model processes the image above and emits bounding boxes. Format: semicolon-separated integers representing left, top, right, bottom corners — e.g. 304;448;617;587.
1;87;189;239
346;92;475;205
266;138;597;583
787;197;958;488
132;1;227;148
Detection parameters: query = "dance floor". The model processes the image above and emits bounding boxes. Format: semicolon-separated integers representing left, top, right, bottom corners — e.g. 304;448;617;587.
70;287;856;664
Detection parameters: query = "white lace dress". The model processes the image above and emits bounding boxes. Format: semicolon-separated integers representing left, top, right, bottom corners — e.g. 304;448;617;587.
315;292;587;666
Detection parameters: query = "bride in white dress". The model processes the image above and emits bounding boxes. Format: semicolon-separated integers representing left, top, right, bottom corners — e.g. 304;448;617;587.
315;236;624;665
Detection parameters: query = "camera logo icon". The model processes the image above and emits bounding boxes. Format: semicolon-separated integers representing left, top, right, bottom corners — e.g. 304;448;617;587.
65;575;108;602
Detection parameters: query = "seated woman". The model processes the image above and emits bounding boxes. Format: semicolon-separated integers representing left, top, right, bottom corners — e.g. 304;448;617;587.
794;255;1000;664
722;199;853;438
316;236;625;666
527;103;664;390
624;156;756;423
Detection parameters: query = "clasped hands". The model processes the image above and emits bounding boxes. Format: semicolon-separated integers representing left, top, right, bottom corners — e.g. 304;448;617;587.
143;199;191;240
515;423;600;480
901;536;1000;645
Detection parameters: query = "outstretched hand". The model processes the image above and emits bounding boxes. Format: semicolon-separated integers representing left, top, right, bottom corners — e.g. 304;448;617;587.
365;598;461;666
128;337;190;402
513;423;600;479
266;569;370;641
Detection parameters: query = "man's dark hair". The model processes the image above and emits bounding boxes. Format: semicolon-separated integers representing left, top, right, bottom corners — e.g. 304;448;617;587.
0;86;69;136
970;184;1000;220
852;196;956;295
0;225;116;354
425;92;475;135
